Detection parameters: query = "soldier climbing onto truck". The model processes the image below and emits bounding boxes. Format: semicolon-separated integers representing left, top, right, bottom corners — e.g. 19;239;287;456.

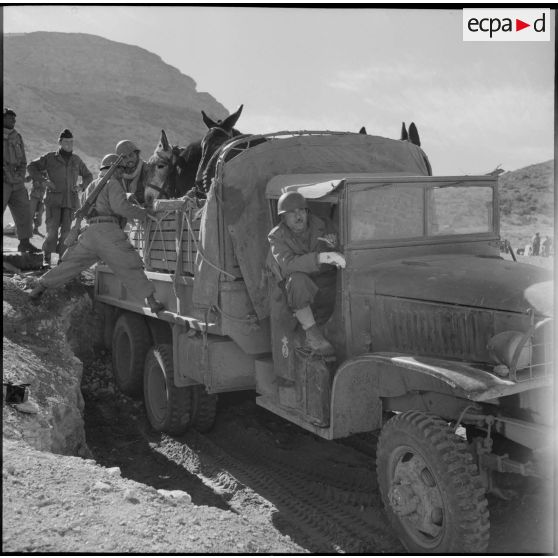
29;153;165;314
267;191;346;356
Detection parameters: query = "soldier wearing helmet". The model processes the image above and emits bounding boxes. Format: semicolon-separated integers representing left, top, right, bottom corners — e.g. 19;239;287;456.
267;191;346;356
29;153;165;314
115;139;148;205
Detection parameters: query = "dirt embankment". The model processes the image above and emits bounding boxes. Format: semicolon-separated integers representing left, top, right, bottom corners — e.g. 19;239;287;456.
2;273;302;554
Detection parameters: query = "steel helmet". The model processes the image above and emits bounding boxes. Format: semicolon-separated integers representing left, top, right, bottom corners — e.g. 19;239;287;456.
115;139;139;156
277;191;307;216
100;153;120;170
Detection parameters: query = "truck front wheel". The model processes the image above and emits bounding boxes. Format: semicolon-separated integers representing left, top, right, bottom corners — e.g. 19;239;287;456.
377;410;490;553
143;344;192;435
112;312;151;399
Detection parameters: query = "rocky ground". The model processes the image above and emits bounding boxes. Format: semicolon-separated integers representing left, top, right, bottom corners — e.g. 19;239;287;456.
2;229;556;554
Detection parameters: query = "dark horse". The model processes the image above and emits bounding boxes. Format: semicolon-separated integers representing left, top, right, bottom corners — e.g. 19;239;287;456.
143;106;244;204
195;105;268;194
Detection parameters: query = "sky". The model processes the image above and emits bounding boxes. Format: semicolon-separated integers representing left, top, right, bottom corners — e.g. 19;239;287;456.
3;5;555;175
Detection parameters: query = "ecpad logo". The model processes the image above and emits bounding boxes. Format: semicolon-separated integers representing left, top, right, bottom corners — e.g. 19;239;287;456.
463;9;550;41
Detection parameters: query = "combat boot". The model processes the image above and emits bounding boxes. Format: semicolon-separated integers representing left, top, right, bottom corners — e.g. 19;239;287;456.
18;238;41;254
29;282;47;303
146;294;165;314
42;252;52;268
305;324;335;356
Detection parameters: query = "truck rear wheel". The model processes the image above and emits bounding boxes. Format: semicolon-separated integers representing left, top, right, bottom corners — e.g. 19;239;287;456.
143;344;192;435
376;410;490;553
191;385;218;432
112;312;151;399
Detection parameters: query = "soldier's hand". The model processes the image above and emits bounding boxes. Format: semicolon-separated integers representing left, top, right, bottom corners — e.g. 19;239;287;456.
317;233;337;248
145;209;159;222
43;180;56;192
318;251;346;268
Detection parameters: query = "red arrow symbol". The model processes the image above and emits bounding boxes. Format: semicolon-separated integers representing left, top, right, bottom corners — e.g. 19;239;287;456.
516;19;530;31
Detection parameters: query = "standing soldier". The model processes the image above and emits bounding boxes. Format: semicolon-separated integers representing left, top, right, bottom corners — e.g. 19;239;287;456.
3;107;41;253
27;173;47;236
531;232;541;257
115;139;149;205
29;153;165;314
27;128;93;267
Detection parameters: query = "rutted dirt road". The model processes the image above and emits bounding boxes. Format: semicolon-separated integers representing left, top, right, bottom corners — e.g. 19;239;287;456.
82;352;555;554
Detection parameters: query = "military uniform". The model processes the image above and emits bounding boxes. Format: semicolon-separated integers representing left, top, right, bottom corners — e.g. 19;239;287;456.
3;126;33;240
27;147;92;259
268;213;337;316
37;168;156;301
28;178;46;233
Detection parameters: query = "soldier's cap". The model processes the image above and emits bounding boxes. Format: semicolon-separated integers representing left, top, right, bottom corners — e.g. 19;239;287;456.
4;108;16;117
59;128;73;140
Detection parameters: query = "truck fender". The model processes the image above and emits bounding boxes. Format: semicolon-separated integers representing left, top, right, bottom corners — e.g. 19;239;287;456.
330;352;515;437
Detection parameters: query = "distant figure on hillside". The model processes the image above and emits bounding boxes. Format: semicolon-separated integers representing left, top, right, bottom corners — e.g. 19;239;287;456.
541;235;552;257
531;232;541;256
3;107;41;253
27;128;93;268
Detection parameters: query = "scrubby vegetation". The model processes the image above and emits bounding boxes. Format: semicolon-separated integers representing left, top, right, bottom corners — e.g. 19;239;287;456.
498;160;554;250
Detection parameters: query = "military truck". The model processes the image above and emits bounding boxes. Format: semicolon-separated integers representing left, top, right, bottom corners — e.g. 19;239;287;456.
94;131;553;553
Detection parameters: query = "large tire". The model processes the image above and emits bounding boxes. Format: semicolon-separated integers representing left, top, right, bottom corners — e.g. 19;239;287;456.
143;344;192;435
112;312;151;398
376;410;490;553
191;385;218;432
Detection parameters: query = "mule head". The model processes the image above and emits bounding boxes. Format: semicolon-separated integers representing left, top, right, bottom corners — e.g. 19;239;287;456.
144;129;176;206
195;105;244;191
401;121;421;147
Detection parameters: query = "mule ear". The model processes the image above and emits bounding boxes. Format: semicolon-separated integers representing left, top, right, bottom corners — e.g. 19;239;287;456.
400;122;408;141
159;129;170;152
359;126;367;135
221;104;244;131
409;122;421;146
201;110;219;129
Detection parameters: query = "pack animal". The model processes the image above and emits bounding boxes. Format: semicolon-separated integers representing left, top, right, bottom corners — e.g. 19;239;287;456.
143;108;244;204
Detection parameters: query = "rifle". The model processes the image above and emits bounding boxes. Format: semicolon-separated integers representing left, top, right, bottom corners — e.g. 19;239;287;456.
64;155;124;247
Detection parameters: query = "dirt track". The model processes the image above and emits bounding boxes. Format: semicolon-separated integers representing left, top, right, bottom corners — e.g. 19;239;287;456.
82;352;555;554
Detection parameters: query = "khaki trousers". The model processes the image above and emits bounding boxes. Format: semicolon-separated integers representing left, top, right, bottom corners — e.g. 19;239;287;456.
41;222;155;301
3;181;32;239
43;205;73;255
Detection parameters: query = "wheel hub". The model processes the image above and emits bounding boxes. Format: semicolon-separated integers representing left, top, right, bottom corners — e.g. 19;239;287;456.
388;450;444;538
389;483;419;515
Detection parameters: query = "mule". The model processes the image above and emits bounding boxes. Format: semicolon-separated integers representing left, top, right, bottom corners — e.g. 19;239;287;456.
143;107;245;204
400;121;421;146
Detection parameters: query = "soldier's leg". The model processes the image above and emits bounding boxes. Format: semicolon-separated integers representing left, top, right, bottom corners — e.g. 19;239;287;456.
95;227;156;301
38;240;98;289
3;182;13;212
57;208;73;255
43;205;61;255
29;197;40;231
36;200;45;228
285;272;334;355
6;183;33;240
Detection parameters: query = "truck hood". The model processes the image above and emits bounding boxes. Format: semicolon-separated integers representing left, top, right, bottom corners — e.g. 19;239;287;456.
361;255;552;314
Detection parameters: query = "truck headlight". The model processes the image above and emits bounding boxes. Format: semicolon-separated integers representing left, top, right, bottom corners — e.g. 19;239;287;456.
487;330;532;370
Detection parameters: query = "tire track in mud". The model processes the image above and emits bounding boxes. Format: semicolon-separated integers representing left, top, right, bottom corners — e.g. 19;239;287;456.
151;401;403;554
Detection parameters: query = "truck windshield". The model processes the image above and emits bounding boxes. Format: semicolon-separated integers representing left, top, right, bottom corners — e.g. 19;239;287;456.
349;182;494;242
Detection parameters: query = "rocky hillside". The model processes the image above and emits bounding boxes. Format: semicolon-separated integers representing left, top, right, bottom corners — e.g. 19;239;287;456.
3;32;230;171
498;159;554;250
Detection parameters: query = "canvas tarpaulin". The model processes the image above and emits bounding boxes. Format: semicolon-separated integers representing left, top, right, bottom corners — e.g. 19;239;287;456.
193;133;431;320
